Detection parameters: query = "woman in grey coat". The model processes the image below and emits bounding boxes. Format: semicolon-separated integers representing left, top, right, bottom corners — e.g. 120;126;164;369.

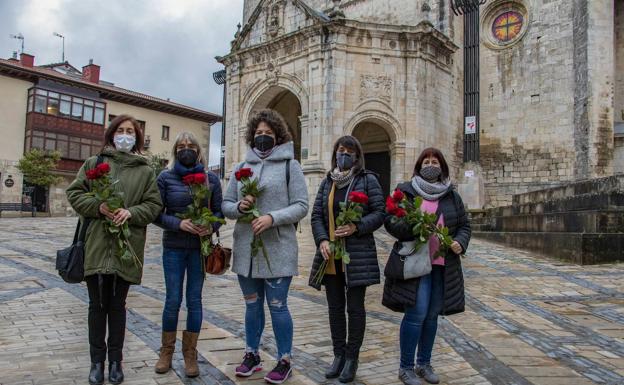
222;109;309;384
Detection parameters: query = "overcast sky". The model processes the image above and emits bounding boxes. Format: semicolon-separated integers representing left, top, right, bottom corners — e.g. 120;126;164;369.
0;0;244;166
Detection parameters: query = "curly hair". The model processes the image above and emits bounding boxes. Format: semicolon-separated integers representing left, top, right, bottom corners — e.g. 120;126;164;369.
245;109;293;147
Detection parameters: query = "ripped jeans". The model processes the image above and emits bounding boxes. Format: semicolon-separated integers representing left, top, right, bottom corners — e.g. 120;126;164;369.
237;275;293;360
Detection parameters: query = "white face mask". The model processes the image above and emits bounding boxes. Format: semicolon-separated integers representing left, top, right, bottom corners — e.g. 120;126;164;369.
114;134;136;152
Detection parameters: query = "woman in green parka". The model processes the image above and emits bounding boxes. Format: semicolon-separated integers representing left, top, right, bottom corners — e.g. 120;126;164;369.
66;114;163;385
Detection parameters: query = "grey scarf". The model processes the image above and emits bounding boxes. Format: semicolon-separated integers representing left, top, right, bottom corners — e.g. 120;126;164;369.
330;168;355;189
411;176;451;201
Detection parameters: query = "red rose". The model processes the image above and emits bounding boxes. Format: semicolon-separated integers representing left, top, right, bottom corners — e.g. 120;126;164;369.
193;173;206;185
395;208;407;218
348;191;368;205
391;189;405;202
238;168;253;179
386;196;399;214
96;163;111;175
86;169;99;180
182;174;195;185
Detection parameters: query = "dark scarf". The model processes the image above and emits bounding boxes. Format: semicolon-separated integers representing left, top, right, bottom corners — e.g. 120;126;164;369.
173;161;205;177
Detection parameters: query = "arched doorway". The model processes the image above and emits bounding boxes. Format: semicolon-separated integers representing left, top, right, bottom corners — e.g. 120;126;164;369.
352;121;392;197
248;87;302;161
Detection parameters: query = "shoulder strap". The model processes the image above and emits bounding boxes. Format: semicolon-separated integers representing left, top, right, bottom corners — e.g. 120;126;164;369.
286;159;291;187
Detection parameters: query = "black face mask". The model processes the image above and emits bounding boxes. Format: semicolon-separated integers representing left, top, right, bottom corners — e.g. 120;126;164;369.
254;135;275;152
337;152;355;170
176;148;198;167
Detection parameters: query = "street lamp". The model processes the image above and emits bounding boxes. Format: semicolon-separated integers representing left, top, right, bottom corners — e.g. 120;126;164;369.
53;32;65;62
213;69;227;179
450;0;487;15
9;33;24;53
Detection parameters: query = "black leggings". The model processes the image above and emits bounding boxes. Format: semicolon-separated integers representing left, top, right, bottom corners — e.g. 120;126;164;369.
324;271;367;360
86;274;130;363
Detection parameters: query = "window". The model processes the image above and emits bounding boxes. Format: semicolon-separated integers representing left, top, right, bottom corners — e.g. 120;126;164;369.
83;106;94;122
27;88;106;125
482;3;528;49
162;125;170;141
94;107;105;125
26;129;103;160
71;100;83;119
47;98;60;116
34;95;46;113
492;11;523;43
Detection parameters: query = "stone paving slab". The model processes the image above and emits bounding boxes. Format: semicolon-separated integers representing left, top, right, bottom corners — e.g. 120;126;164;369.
0;218;623;385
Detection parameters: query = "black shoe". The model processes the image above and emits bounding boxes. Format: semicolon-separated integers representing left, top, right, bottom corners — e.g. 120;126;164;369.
338;359;358;383
109;361;124;384
325;355;346;379
88;362;104;385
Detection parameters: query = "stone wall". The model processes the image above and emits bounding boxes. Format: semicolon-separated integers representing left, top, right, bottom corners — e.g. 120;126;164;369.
479;0;576;206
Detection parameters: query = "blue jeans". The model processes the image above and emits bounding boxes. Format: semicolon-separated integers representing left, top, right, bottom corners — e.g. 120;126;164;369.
162;248;204;333
237;275;293;360
399;266;444;369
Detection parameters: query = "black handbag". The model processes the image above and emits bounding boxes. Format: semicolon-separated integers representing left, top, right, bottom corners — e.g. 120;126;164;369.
56;219;91;283
56;155;102;283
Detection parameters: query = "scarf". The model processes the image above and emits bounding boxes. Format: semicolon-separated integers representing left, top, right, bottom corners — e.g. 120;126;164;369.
173;161;205;177
411;175;451;201
329;167;355;189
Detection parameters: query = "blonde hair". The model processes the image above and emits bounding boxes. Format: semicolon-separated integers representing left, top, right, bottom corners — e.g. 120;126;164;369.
170;131;207;167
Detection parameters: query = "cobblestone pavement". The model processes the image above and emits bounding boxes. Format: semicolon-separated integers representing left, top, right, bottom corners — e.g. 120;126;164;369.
0;217;623;385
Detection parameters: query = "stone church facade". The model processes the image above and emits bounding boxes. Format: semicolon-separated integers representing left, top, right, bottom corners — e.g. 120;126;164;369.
217;0;623;209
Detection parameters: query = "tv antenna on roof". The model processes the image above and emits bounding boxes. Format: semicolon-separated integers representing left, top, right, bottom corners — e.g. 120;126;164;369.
53;32;65;62
9;33;24;53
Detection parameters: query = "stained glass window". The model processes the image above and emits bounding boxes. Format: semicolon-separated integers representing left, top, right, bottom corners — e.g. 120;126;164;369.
492;11;523;43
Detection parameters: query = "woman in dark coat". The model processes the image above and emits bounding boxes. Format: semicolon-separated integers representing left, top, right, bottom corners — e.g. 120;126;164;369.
308;135;386;383
153;131;223;377
383;148;471;385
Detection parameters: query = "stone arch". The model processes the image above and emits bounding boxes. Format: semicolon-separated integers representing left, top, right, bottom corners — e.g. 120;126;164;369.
345;109;401;197
242;73;309;121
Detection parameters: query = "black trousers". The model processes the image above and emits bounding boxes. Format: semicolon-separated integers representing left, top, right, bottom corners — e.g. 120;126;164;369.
86;274;130;363
325;270;367;360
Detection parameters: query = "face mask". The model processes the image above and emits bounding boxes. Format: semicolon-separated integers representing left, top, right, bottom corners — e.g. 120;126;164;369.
114;134;136;153
420;165;442;182
337;152;355;170
254;135;275;152
176;148;198;167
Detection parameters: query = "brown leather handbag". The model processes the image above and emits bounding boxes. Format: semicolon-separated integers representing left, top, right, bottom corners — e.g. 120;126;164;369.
205;233;231;275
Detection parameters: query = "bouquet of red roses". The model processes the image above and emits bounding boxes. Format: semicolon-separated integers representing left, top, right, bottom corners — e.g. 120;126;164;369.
176;172;225;261
386;189;453;257
313;191;368;285
85;162;142;268
235;168;271;273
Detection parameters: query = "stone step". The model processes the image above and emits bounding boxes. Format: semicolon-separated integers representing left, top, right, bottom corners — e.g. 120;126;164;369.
473;231;624;265
512;174;624;205
477;192;624;218
473;210;624;233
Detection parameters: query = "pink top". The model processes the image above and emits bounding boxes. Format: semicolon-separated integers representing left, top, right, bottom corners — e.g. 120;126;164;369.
420;199;445;266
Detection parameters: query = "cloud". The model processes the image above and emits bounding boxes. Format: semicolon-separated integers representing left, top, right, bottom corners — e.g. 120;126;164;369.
0;0;244;165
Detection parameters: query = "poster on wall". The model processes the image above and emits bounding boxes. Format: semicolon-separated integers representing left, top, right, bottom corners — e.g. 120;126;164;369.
465;116;477;135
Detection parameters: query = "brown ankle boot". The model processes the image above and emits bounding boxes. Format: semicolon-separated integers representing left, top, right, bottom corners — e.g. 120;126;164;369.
155;331;177;374
182;330;200;377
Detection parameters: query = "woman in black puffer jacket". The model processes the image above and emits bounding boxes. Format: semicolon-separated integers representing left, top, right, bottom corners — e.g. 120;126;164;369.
383;147;470;385
153;132;223;378
308;135;385;383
